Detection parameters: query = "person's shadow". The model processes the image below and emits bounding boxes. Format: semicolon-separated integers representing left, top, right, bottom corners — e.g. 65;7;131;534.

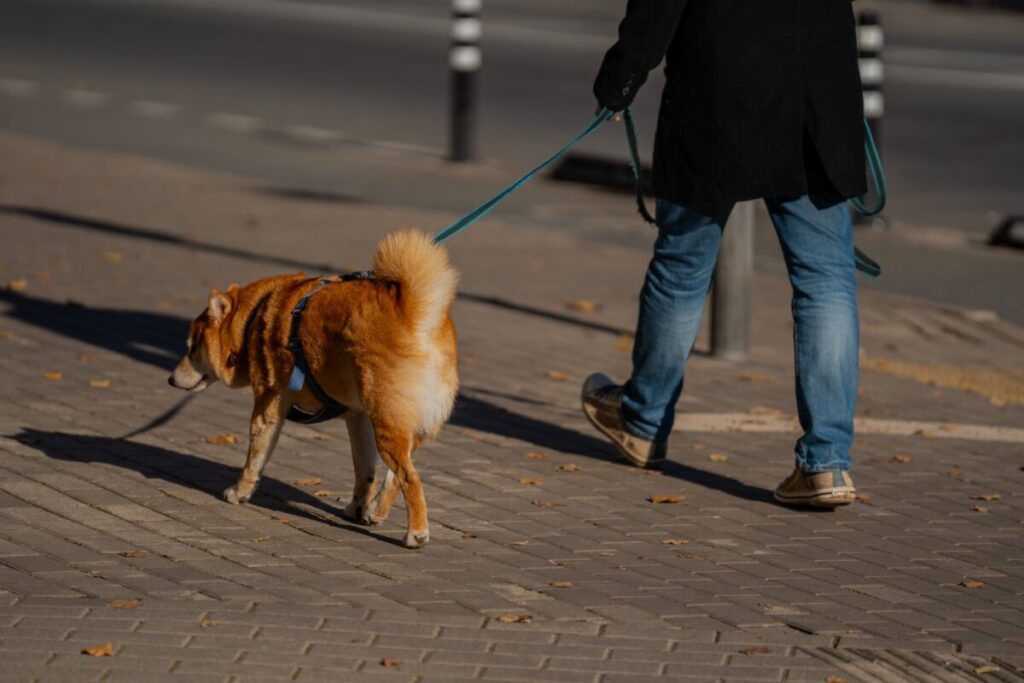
1;276;772;506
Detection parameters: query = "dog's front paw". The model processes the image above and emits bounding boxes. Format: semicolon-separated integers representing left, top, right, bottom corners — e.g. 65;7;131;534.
224;485;251;505
403;528;430;549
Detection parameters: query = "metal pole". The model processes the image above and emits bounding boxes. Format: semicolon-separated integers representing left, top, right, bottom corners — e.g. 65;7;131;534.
857;9;884;225
449;0;481;162
710;201;755;360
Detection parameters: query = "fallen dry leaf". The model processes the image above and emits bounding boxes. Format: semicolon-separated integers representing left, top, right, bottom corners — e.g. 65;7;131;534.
200;618;221;628
939;424;959;433
546;370;571;382
250;536;269;544
549;581;573;589
313;490;331;498
708;453;729;463
511;540;531;546
736;373;775;383
682;553;707;560
555;464;580;472
7;278;28;292
691;442;707;451
960;579;986;589
893;454;912;464
154;299;173;310
496;614;532;624
990;396;1008;408
972;505;990;514
855;492;874;502
295;477;322;487
524;451;547;459
519;477;544;486
89;379;111;389
615;335;633;354
914;429;936;438
82;643;115;657
748;406;783;416
946;468;962;478
738;646;773;655
648;495;683;504
566;299;600;314
661;539;689;546
975;666;1001;675
106;599;141;609
825;677;845;683
118;551;147;559
870;454;911;464
102;250;123;264
42;371;62;381
531;500;560;508
274;517;290;524
972;493;1001;501
380;659;401;668
462;532;477;539
0;331;11;341
204;433;238;445
643;470;664;477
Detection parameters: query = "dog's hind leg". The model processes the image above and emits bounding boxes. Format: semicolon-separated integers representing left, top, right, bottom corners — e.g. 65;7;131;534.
342;413;382;525
225;392;288;504
371;427;429;548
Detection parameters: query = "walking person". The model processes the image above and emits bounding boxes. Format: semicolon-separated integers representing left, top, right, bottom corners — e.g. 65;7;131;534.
582;0;866;507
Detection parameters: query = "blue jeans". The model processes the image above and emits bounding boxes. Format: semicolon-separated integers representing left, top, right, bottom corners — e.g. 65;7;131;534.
622;196;859;473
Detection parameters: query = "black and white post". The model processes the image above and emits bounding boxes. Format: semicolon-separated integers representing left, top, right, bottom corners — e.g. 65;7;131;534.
449;0;481;162
858;10;884;191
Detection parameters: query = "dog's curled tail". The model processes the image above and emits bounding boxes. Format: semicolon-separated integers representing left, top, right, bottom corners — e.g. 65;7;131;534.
373;230;458;340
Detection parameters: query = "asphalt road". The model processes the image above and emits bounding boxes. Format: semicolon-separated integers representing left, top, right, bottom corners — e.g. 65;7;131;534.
1;0;1022;322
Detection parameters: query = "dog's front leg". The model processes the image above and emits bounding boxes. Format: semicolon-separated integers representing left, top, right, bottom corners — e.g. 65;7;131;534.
342;413;382;524
224;391;288;504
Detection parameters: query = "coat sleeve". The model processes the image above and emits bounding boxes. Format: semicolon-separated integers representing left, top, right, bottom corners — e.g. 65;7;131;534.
593;0;689;112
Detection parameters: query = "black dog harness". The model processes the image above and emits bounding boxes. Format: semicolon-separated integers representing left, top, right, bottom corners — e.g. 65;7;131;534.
285;271;374;424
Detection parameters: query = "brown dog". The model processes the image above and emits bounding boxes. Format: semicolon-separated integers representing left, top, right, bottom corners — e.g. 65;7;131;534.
169;231;458;548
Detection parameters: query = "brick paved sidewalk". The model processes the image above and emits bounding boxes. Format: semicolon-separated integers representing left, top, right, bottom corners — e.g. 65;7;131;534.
1;132;1022;682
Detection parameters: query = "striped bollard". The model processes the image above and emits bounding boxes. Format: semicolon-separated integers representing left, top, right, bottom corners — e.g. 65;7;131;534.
450;0;481;162
857;10;884;223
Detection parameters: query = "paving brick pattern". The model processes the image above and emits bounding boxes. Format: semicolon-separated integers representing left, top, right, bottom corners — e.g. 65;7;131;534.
0;133;1022;681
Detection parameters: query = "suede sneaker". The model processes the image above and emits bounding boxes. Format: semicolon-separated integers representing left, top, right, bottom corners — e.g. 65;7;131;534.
581;373;666;469
774;468;856;507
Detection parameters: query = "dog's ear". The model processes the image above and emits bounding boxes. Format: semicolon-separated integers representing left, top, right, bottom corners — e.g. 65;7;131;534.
227;283;240;293
208;290;232;321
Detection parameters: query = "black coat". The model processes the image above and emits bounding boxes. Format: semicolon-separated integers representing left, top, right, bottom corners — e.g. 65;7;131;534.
595;0;867;206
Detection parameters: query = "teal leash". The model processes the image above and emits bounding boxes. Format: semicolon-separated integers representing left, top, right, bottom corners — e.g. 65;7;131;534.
433;108;885;278
433;108;616;245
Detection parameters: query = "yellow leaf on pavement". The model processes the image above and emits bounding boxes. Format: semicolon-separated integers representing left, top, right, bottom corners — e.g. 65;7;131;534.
661;539;689;546
89;379;111;389
82;643;115;657
549;581;573;589
106;599;141;609
295;477;322;487
204;433;237;445
566;299;600;314
43;371;62;381
736;373;775;383
496;614;532;624
7;278;28;292
708;453;729;463
648;495;683;504
524;451;547;459
546;370;571;381
961;579;986;589
555;464;580;472
972;493;1001;501
103;250;123;264
518;477;544;486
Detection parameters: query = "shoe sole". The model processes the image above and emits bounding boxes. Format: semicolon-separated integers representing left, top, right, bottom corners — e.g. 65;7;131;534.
581;398;662;469
773;490;856;508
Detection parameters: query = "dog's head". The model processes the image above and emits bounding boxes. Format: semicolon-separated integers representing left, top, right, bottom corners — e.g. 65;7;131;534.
168;287;238;392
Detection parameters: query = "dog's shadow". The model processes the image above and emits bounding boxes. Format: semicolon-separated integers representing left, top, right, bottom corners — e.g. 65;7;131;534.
7;428;409;547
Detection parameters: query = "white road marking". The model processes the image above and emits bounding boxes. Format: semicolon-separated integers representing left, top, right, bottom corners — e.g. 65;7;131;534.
0;78;37;98
674;413;1024;443
64;89;109;108
207;112;262;132
282;125;342;144
129;100;182;119
887;64;1024;92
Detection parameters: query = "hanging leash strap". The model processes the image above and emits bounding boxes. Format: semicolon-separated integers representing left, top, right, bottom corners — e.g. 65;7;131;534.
286;271;373;424
433;108;617;244
849;119;887;218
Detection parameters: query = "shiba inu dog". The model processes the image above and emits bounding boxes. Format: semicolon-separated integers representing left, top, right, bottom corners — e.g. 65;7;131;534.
169;231;458;548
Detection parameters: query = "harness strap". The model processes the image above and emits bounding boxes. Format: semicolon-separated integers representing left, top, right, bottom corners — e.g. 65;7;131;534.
286;271;373;424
